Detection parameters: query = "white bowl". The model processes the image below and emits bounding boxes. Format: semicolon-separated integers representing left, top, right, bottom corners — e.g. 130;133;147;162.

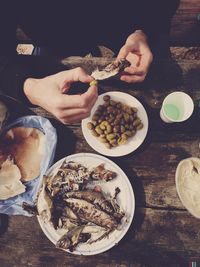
82;92;148;157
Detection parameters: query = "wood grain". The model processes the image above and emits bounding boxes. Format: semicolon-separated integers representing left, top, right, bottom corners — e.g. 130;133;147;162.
1;56;200;267
171;0;200;45
0;209;199;267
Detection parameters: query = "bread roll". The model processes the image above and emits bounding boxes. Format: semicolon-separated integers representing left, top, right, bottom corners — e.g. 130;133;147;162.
1;127;45;181
0;158;25;200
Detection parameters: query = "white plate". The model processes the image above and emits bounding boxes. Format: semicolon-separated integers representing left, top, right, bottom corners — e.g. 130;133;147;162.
175;157;200;219
37;153;135;255
82;92;148;157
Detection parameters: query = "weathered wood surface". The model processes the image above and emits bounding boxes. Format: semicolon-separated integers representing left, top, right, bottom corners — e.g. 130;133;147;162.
1;209;200;267
171;0;200;45
1;56;200;267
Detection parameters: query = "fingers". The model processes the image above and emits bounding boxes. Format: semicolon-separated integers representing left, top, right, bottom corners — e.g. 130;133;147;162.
53;86;98;123
59;85;98;109
56;67;94;89
120;46;153;83
120;74;146;83
117;44;132;60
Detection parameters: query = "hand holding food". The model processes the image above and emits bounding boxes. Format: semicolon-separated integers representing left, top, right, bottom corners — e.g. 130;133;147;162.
23;67;98;124
117;30;153;83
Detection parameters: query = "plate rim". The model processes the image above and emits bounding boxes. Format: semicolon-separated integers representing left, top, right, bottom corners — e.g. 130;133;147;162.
37;152;135;255
81;91;148;157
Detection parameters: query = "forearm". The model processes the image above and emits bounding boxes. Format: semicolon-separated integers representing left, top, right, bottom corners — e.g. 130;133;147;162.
0;55;66;106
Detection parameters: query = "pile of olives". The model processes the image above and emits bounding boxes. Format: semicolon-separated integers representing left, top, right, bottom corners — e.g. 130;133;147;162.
87;95;143;149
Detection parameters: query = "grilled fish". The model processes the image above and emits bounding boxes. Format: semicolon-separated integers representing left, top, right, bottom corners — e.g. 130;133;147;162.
64;198;118;229
65;190;124;222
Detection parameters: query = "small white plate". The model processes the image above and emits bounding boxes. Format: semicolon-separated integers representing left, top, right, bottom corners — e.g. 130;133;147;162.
175;157;200;219
37;153;135;255
82;92;148;157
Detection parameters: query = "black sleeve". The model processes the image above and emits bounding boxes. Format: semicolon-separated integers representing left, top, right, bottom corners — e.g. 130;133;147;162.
133;0;180;38
0;1;32;105
0;1;66;106
0;55;67;106
126;0;180;58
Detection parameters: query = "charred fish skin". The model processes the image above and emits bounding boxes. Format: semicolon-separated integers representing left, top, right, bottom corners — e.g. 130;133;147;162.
64;198;118;230
65;190;113;212
65;189;125;222
56;226;90;252
91;164;117;181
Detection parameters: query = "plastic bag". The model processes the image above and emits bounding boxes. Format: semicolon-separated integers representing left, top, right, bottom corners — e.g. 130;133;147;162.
0;115;57;216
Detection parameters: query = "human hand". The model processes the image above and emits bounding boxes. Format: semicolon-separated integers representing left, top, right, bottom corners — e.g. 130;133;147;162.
117;30;153;83
23;67;98;124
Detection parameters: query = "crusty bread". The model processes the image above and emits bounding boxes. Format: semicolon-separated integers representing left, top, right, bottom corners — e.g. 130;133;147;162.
1;127;45;181
0;158;25;200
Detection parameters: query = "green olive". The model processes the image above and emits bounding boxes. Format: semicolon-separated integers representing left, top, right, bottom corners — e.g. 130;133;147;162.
129;115;134;122
121;133;128;140
99;121;108;130
92;115;99;121
94;111;101;117
89;95;143;149
116;102;122;109
113;119;120;126
136;123;144;130
133;118;141;127
120;118;125;125
103;95;110;102
107;106;114;113
107;125;112;134
110;139;118;147
113;125;120;133
120;125;126;133
110;100;116;106
87;122;94;130
104;142;111;149
90;80;98;86
117;137;127;145
97;105;104;111
95;126;103;135
116;114;123;120
91;129;99;137
103;101;110;107
106;133;116;141
108;118;114;123
126;107;133;115
100;137;108;143
131;107;138;113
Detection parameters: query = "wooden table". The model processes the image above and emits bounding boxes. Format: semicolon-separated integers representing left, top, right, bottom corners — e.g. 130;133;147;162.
1;56;200;267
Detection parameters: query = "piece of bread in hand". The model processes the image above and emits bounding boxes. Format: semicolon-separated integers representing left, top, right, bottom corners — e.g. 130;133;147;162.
0;157;25;200
1;127;45;181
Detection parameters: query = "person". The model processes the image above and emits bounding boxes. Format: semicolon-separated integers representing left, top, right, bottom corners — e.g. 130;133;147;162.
0;0;179;123
0;0;180;231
